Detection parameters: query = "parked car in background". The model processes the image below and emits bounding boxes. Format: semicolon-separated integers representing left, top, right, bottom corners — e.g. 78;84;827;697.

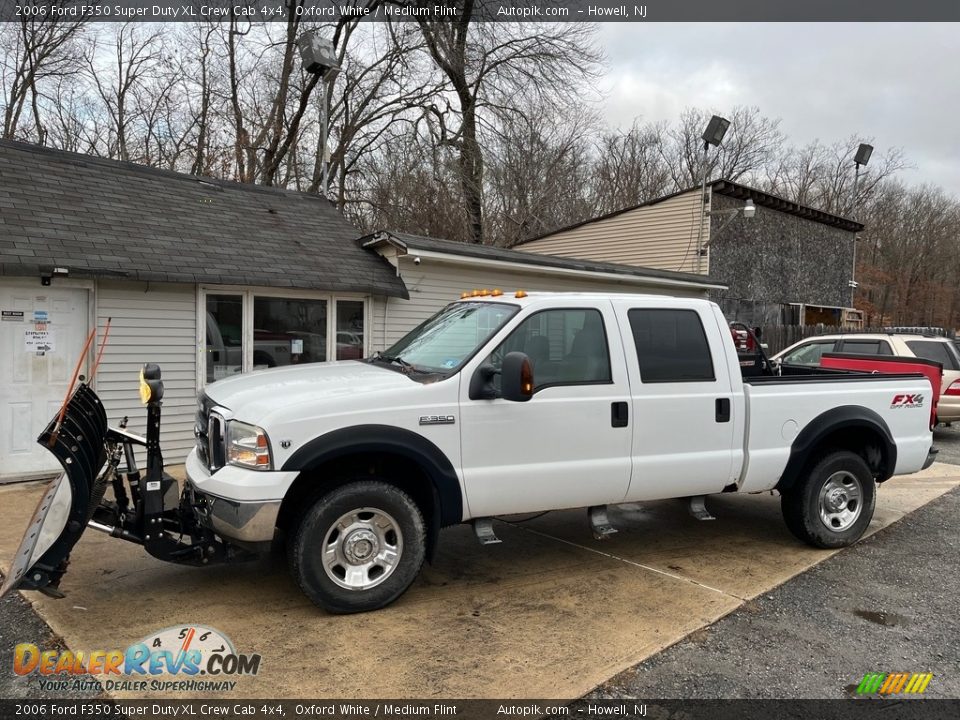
772;332;960;424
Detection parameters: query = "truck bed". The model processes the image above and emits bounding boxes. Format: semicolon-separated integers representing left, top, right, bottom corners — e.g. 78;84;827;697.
737;371;934;493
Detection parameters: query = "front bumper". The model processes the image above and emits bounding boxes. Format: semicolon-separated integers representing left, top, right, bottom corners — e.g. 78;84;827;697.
185;448;298;545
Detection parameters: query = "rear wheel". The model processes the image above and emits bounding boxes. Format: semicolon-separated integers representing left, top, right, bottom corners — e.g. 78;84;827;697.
781;450;875;549
288;480;425;613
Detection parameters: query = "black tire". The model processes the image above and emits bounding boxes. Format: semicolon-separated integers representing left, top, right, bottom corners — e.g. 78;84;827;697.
288;480;425;614
781;450;876;549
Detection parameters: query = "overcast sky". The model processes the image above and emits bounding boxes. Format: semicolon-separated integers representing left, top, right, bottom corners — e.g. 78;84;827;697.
595;23;960;197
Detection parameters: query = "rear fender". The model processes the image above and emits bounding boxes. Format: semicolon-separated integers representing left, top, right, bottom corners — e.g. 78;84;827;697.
776;406;897;491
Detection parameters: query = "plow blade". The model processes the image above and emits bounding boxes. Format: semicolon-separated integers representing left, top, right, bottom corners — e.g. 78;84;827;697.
0;383;109;597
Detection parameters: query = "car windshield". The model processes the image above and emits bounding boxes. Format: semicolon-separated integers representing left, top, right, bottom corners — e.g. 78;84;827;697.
379;301;519;373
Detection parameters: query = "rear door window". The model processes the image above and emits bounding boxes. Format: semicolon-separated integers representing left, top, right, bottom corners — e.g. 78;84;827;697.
627;309;715;383
906;340;960;371
839;339;893;356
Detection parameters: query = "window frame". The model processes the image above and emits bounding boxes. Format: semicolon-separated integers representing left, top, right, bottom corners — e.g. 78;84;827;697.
486;306;614;394
837;338;893;356
905;339;960;371
627;308;717;384
198;285;370;388
780;339;838;367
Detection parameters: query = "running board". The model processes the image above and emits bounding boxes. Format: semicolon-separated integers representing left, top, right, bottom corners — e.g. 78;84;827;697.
472;518;501;545
589;505;617;540
688;495;715;521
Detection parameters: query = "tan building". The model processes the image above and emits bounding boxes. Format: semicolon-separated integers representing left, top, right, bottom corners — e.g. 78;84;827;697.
516;180;864;328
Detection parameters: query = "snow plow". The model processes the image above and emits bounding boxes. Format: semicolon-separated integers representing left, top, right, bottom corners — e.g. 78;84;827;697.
0;364;246;599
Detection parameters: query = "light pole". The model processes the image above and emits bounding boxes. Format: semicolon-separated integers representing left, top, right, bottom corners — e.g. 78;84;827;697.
849;143;873;309
695;115;730;274
296;31;341;198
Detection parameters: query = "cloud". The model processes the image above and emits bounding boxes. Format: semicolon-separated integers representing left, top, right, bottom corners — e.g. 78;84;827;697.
596;23;960;196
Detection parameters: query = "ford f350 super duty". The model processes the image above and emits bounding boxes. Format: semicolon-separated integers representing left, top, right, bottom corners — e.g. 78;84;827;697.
2;293;939;613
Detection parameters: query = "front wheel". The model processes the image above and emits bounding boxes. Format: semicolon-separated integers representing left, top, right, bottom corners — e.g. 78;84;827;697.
289;480;426;613
781;450;876;549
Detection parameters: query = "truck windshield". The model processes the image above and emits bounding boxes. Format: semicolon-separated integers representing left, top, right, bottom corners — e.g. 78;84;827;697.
379;301;519;374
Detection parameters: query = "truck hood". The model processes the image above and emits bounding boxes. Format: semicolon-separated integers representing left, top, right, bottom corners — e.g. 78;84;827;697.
203;361;417;421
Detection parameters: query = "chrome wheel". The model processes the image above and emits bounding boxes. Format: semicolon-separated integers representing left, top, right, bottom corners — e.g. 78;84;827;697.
817;471;863;532
322;507;403;591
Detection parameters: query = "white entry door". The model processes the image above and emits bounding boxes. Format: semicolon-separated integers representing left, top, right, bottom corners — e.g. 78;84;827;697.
0;280;91;480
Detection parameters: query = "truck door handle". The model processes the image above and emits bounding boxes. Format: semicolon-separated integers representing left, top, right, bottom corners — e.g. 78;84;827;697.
611;401;629;428
715;398;731;423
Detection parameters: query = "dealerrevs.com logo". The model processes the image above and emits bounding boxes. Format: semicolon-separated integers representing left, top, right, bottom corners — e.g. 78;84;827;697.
13;625;261;693
891;393;925;409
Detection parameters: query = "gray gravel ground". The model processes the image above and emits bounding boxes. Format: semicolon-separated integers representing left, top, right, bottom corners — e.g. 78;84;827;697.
0;592;104;699
589;484;960;699
933;422;960;465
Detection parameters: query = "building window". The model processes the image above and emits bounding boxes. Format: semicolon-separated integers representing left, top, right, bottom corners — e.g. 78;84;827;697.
205;294;243;383
201;288;366;385
253;297;328;368
335;300;365;361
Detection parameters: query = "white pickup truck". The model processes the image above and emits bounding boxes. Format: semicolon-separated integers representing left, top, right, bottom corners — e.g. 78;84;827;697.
3;292;937;613
182;292;936;612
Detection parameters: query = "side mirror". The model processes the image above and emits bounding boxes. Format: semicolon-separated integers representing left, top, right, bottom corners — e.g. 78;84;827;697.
501;352;534;402
469;363;498;400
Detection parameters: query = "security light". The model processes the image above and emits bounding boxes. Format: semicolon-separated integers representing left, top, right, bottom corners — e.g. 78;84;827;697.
742;199;756;219
701;115;730;147
296;32;339;78
854;143;873;167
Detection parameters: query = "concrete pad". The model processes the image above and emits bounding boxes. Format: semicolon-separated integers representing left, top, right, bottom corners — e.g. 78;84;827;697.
0;464;957;700
514;466;960;601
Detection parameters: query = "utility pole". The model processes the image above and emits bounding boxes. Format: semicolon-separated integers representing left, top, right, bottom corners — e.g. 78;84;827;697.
695;115;730;275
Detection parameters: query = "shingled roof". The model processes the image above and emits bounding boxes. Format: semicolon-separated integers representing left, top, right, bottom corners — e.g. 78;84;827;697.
0;140;407;298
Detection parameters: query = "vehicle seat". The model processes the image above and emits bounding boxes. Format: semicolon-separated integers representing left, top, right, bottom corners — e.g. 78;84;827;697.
525;335;558;385
563;317;610;382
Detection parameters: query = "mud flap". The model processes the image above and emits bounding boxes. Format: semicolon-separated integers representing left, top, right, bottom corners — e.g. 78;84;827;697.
0;383;109;597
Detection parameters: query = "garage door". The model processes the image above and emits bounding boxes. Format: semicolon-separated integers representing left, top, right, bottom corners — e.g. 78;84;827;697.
0;281;90;481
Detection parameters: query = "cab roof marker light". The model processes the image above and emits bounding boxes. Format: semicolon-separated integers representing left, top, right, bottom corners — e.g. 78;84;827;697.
515;290;528;298
491;289;503;297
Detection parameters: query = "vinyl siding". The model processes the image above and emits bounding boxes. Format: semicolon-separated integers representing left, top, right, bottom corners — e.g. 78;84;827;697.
372;256;708;349
94;280;196;463
520;189;710;274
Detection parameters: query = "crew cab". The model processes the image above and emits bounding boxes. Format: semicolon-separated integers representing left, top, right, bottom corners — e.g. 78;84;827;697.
181;292;937;613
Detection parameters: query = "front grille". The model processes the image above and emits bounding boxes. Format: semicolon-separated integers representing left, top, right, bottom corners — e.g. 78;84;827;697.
194;392;225;470
208;413;226;470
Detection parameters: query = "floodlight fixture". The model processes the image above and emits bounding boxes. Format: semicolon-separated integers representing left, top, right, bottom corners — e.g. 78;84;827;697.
701;115;730;147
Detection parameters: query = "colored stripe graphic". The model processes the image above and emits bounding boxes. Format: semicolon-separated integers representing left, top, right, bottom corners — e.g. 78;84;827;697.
857;672;933;695
857;673;886;694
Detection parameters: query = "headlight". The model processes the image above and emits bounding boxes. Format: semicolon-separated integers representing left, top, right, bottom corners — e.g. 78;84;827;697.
226;420;272;470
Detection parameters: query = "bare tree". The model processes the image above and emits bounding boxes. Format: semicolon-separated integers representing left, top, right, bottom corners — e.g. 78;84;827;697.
408;6;601;243
589;121;672;215
663;106;784;188
1;3;87;142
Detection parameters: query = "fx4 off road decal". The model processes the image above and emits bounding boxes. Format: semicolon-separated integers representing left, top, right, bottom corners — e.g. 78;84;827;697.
891;393;924;409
